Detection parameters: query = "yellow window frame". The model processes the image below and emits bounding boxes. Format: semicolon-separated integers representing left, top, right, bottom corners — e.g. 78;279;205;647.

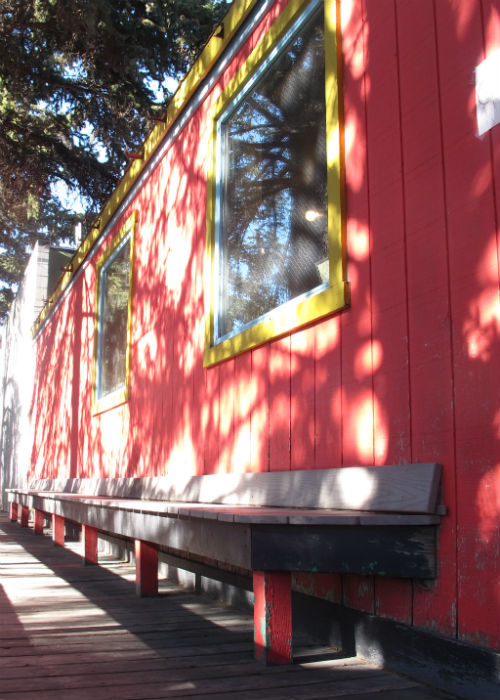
204;0;348;367
92;212;136;415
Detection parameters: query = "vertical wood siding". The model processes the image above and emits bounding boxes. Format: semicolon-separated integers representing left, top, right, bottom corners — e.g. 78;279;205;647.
30;0;500;650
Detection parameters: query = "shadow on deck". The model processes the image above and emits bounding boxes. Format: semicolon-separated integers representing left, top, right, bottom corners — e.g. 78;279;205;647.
0;513;456;700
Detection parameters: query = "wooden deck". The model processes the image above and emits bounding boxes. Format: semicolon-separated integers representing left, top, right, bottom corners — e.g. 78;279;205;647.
0;513;456;700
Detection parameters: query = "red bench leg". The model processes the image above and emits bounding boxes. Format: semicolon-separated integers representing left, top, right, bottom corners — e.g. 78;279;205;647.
9;502;18;522
82;525;98;565
34;509;44;535
135;539;158;597
20;505;30;527
253;571;292;664
52;514;65;546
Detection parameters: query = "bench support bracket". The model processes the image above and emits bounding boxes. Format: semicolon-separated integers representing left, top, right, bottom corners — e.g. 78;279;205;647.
82;525;98;565
20;505;30;527
9;502;18;522
34;509;44;535
135;539;158;597
52;514;65;546
253;570;292;664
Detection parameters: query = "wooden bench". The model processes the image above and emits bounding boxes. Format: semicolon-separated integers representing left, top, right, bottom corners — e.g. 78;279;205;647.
7;463;444;664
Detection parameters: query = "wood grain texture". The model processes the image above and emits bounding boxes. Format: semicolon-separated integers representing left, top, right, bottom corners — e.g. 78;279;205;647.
395;0;458;640
339;0;373;469
219;359;235;474
269;336;291;471
365;0;410;468
253;571;292;664
314;317;342;470
204;365;220;475
249;344;270;473
343;574;374;615
431;0;500;647
233;352;253;474
23;462;442;513
290;327;315;471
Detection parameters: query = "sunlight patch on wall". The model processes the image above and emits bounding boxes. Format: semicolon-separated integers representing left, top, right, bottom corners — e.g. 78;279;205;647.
316;316;340;357
476;464;500;540
167;226;193;306
233;423;253;473
167;438;198;479
340;0;365;80
136;330;159;372
464;238;500;361
354;339;382;378
455;0;478;42
472;160;497;198
353;393;374;462
182;336;197;375
343;120;366;193
99;406;129;476
348;220;370;261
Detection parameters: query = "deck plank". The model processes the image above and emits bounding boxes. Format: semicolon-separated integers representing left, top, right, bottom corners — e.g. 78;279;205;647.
0;514;454;700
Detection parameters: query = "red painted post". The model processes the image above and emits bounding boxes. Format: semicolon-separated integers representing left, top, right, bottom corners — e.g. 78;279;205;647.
52;514;65;546
20;505;30;527
9;502;18;522
82;525;98;565
253;570;292;664
135;539;158;597
34;509;44;535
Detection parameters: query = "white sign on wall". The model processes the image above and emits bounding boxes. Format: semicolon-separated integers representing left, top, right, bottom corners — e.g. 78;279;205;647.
475;48;500;136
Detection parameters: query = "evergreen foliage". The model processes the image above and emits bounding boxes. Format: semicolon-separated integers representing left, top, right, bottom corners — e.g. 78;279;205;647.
0;0;227;320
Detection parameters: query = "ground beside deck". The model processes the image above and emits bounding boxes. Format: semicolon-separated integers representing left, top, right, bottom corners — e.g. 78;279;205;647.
0;513;456;700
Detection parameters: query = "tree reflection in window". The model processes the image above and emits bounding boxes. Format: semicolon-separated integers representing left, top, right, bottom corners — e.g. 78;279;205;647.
218;6;327;340
98;238;131;398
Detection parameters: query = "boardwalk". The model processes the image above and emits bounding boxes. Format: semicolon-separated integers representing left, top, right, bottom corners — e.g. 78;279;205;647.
0;513;456;700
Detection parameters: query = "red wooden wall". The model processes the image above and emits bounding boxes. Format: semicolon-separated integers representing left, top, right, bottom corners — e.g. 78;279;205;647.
30;0;500;651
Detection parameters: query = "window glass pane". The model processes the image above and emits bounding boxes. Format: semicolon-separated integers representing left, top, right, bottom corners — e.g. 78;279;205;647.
218;7;327;339
99;239;130;397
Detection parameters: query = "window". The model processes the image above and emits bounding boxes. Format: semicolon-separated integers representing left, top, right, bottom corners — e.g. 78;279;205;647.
204;0;348;366
92;213;136;414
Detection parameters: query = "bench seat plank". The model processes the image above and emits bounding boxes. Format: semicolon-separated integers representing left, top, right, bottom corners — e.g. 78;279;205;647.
9;490;440;526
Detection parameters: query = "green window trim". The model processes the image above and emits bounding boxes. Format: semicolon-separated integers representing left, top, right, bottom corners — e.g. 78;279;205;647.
92;212;136;415
204;0;348;367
